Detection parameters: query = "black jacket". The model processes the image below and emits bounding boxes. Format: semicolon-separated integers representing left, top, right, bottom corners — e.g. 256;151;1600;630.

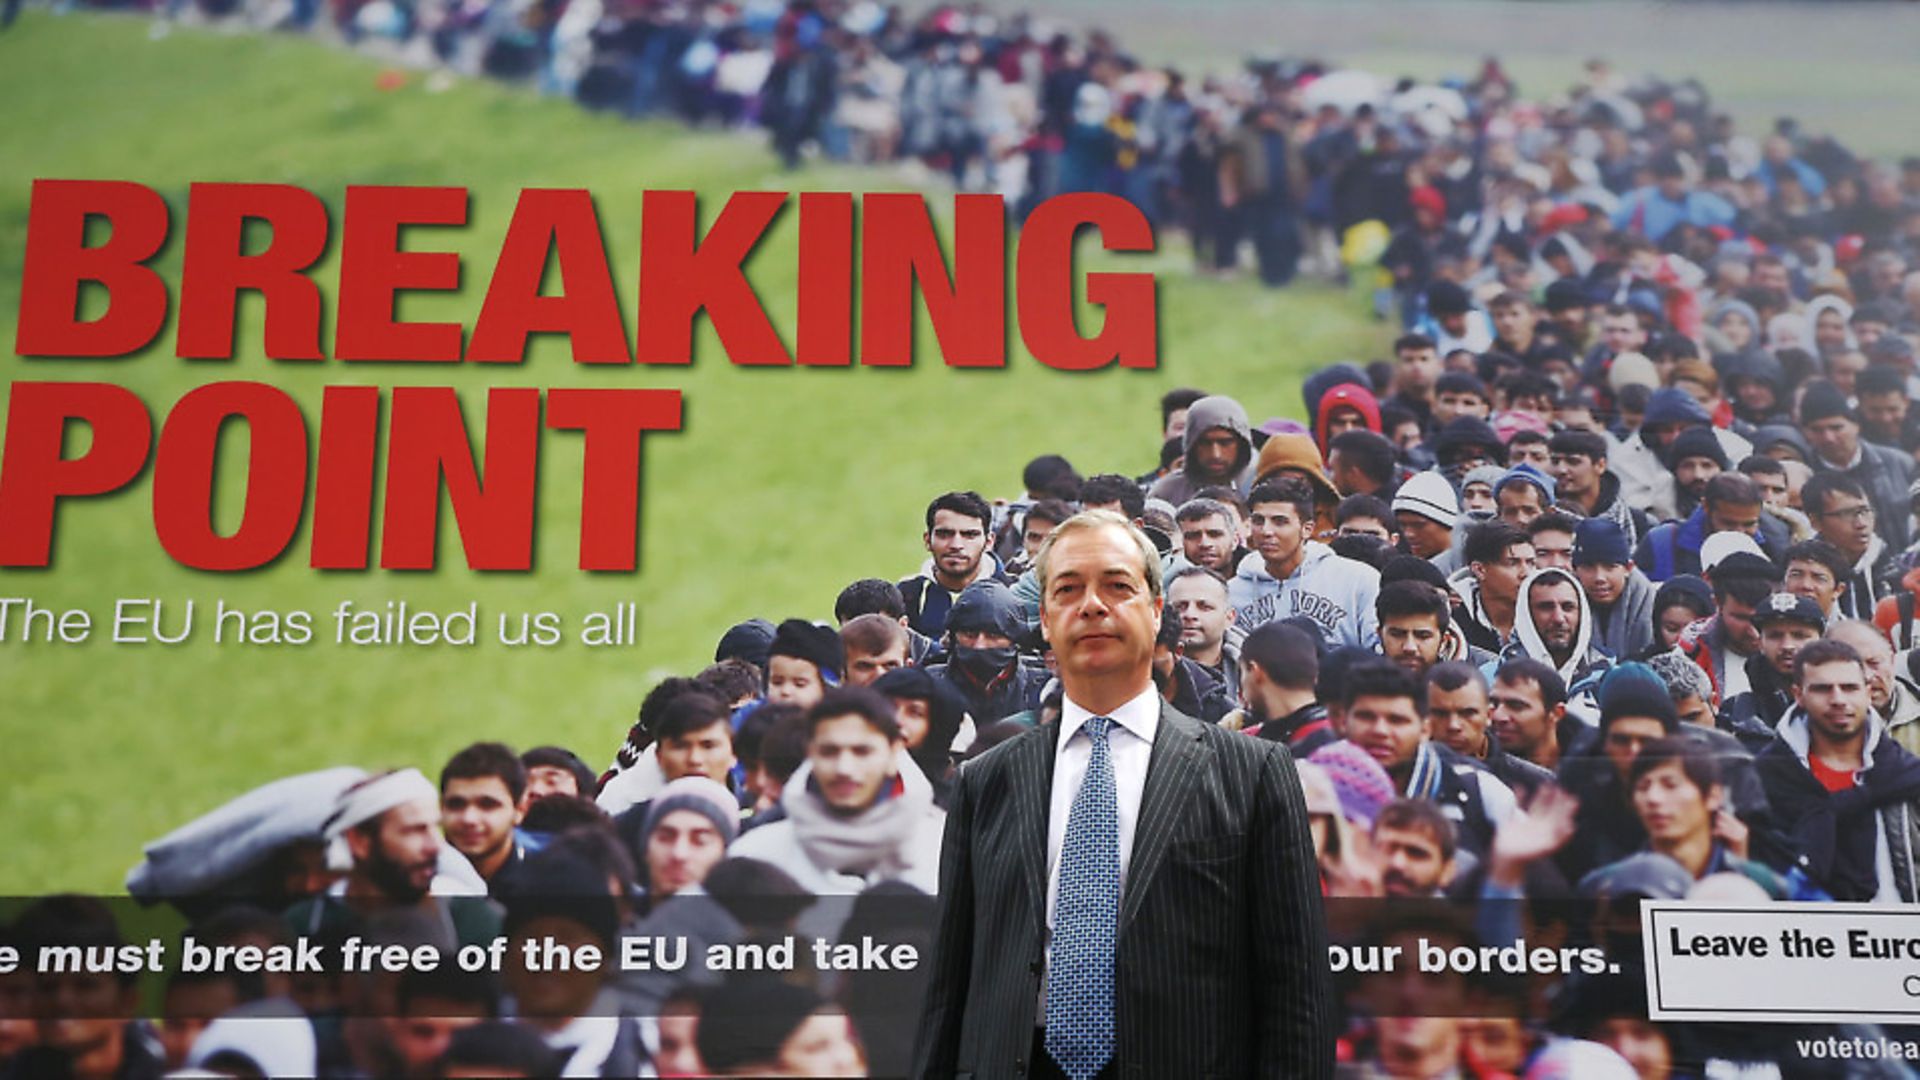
1755;712;1920;901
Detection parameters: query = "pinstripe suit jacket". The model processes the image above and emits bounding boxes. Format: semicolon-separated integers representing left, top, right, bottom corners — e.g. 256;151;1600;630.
911;703;1335;1079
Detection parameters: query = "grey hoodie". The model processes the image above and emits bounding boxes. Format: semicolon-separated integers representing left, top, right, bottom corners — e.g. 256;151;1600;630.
1148;394;1254;505
1588;566;1658;660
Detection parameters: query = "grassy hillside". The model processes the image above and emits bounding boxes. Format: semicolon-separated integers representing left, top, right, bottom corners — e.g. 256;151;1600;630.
0;13;1387;890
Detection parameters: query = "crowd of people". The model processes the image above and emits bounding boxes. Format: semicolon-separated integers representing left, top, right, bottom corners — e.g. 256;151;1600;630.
8;2;1920;1078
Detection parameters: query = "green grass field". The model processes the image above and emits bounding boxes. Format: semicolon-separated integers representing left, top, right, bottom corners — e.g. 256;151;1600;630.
0;13;1386;891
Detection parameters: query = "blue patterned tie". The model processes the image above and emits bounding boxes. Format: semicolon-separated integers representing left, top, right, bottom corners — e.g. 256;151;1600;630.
1046;715;1119;1080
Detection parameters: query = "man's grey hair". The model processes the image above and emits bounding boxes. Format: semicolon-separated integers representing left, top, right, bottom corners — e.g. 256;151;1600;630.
1646;649;1713;705
1035;509;1165;601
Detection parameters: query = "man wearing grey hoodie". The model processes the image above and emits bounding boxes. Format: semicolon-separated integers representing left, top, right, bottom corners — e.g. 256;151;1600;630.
1147;394;1255;505
1229;477;1380;649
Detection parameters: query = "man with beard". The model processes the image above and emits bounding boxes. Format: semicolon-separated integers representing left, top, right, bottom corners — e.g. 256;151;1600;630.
1174;497;1245;575
1428;661;1551;800
439;742;528;896
1234;620;1335;754
901;491;1006;639
1341;659;1515;858
1857;365;1920;452
1371;798;1458;898
1664;426;1729;519
1634;473;1787;583
1148;394;1256;504
1722;593;1827;748
928;580;1047;725
1757;640;1920;901
1167;566;1239;700
289;769;502;952
1376;580;1493;678
1487;658;1574;777
1499;567;1614;725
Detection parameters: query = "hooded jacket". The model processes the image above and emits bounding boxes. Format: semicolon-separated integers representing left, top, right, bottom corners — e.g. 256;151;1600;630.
1496;566;1613;724
1148;394;1254;504
1228;543;1380;650
1756;707;1920;902
1313;382;1382;456
1587;566;1658;660
1704;298;1763;361
1809;438;1916;554
1836;533;1901;623
1572;470;1653;551
1610;389;1753;521
1447;566;1514;654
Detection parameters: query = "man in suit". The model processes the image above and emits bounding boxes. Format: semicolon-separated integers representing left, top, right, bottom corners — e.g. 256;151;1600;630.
913;510;1335;1079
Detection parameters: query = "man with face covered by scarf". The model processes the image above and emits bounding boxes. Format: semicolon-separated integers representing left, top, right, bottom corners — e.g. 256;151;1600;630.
927;580;1048;725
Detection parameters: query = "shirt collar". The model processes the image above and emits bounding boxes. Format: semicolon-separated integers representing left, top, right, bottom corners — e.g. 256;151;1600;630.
1060;685;1162;752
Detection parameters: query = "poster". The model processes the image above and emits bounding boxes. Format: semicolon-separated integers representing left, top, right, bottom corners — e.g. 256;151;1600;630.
5;0;1920;1076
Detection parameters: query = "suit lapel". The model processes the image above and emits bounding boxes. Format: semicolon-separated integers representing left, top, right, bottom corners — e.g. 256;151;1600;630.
1011;722;1056;932
1119;704;1207;933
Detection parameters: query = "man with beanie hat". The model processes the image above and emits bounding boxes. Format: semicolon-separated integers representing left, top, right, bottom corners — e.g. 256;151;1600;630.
1800;379;1915;552
1554;663;1685;881
766;619;843;710
1721;593;1827;747
1574;518;1657;659
1417;279;1495;356
1429;415;1506;488
1665;426;1729;518
926;580;1047;725
1493;464;1555;528
1148;394;1257;505
638;776;739;899
1755;639;1920;902
1612;387;1753;523
1393;471;1463;575
715;619;776;672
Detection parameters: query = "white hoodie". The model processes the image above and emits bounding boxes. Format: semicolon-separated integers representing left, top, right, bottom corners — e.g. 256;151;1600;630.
1228;542;1380;649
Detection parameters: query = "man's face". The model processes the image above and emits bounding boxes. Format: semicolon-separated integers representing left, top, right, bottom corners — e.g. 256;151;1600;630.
1831;627;1896;711
1429;680;1491;757
1380;614;1445;677
924;509;988;583
1022;516;1057;561
1497;484;1546;527
525;765;580;802
1603;313;1646;354
809;715;899;813
1397;346;1441;394
1347;693;1428;774
1180;513;1236;572
1325;406;1368;439
1717;595;1762;655
1492;302;1535;344
1750;470;1789;512
1434;391;1487;426
1632;761;1715;848
766;655;826;708
1476;542;1536;606
1659;604;1700;650
1529;579;1582;658
1804;414;1862;467
1248;500;1308;572
1604;717;1668;781
1375;824;1453;898
953;629;1013;652
1593;1018;1674;1080
440;776;523;866
845;640;908;687
1040;525;1162;692
1861;392;1909;439
1489;677;1554;761
1164;407;1190;443
888;696;932;750
1530;529;1574;572
1169;575;1233;654
1461;481;1495;515
388;1002;485;1078
1760;621;1820;677
1508;440;1550;472
1189;426;1242;483
1797;659;1872;747
1784;559;1841;617
357;798;442;901
657;719;736;784
1396;512;1452;559
1575;561;1630;607
1705;498;1761;539
1389;420;1425;453
1675;693;1713;729
645;809;727;896
1811;491;1875;559
1674;456;1722;499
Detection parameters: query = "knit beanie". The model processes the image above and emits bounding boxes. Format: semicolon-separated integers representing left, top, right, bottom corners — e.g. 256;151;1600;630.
1392;470;1460;529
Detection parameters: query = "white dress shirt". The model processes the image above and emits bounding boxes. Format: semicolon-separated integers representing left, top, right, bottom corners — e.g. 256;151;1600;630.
1040;684;1161;1021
